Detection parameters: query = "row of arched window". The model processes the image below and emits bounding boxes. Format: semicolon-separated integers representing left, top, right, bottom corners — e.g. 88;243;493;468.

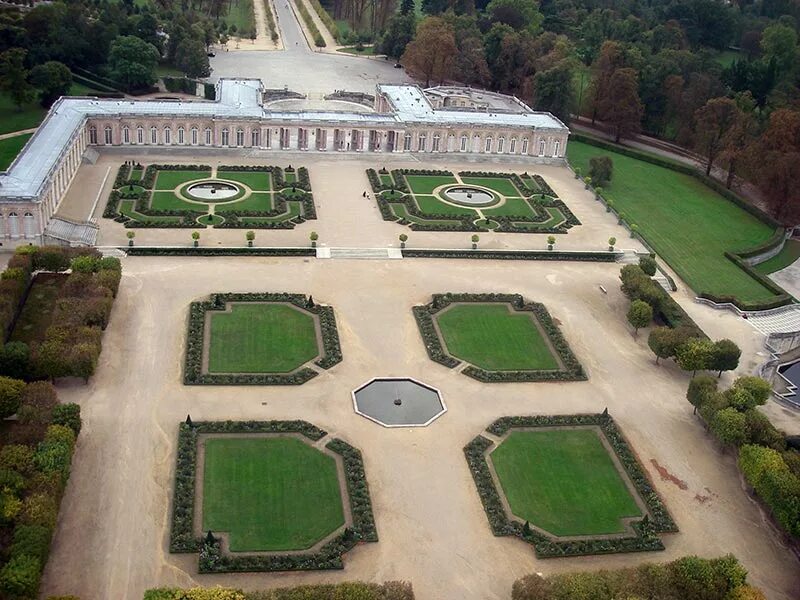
0;213;36;238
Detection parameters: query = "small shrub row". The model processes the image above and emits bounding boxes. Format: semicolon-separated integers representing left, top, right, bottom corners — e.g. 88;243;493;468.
124;247;315;257
295;0;326;47
413;294;586;382
403;249;618;261
144;580;414;600
183;293;342;385
466;414;675;557
264;0;279;42
307;0;340;42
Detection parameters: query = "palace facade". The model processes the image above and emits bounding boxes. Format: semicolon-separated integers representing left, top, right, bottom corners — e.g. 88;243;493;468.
0;78;569;246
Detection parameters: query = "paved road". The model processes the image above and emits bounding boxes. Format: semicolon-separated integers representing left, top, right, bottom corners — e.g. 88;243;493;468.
209;0;411;94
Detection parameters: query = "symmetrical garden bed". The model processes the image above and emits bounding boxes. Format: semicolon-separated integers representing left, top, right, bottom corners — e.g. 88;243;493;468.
184;293;342;385
104;163;315;229
413;293;585;382
367;168;579;233
170;420;378;572
464;413;677;557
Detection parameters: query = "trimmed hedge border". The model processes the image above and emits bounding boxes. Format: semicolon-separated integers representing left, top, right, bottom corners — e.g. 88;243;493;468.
367;169;579;234
412;293;586;382
170;421;378;572
124;247;315;257
403;249;618;261
572;133;793;311
183;292;342;385
465;413;677;558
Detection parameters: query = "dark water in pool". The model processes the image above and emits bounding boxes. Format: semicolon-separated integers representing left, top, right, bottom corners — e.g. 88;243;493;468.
778;361;800;387
354;378;444;426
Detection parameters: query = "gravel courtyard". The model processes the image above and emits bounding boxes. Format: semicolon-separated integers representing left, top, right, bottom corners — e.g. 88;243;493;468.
39;256;800;600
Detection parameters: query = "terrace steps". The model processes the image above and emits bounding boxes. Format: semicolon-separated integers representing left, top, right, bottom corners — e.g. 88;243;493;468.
745;304;800;335
322;247;402;260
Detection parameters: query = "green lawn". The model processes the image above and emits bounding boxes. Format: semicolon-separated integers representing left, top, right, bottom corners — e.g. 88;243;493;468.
461;176;523;198
568;140;776;302
483;197;537;218
405;174;458;195
208;303;319;373
416;195;475;216
218;171;272;191
154;169;211;190
436;303;558;371
0;94;46;136
0;133;32;171
754;240;800;275
337;45;376;55
491;429;642;536
202;437;344;551
10;274;68;344
150;191;198;211
223;0;255;36
221;192;273;212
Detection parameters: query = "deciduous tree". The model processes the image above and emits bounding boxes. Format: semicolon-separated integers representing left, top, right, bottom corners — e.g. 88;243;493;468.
687;374;717;414
676;338;714;375
597;68;643;142
108;35;160;91
709;339;741;377
27;60;72;108
0;48;34;110
626;299;652;335
693;97;742;175
400;17;457;87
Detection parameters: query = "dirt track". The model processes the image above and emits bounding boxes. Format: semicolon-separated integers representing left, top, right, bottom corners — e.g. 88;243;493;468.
39;255;800;600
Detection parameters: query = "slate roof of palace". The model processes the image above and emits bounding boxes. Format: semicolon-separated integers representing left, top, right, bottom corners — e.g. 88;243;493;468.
0;79;567;201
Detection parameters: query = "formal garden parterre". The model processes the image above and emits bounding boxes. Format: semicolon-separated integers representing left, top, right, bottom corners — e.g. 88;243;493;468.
367;168;579;234
184;293;342;385
464;413;677;558
413;293;586;382
104;163;316;229
170;420;378;573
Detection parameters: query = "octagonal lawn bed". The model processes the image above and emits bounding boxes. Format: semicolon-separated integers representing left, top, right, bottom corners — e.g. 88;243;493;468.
413;293;585;382
184;293;343;385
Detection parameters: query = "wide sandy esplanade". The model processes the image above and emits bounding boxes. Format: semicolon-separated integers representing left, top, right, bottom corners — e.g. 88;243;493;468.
39;256;799;600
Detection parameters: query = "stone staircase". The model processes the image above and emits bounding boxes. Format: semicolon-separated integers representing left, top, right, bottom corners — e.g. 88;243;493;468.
745;304;800;335
321;247;402;260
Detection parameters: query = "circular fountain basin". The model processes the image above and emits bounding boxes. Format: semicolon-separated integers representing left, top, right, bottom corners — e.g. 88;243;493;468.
186;181;240;201
442;186;497;207
352;377;446;427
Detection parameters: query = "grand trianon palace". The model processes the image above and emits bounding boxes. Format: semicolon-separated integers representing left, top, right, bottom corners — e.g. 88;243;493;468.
0;78;569;246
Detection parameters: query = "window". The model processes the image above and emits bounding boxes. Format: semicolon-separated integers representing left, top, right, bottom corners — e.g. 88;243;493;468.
23;213;34;238
460;136;467;152
432;134;440;152
136;127;144;144
221;128;229;146
510;138;516;154
178;127;185;145
521;138;528;154
236;128;244;146
89;127;97;144
150;127;158;144
553;140;560;157
164;127;171;145
417;135;426;152
122;127;130;144
498;137;504;153
8;213;18;237
403;134;412;151
485;137;492;152
205;128;212;145
539;140;545;156
104;127;112;145
191;128;198;145
252;129;260;147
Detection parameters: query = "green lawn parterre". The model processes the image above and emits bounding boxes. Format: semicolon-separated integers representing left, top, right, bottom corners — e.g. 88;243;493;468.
202;437;344;551
207;303;320;374
0;133;32;171
491;429;642;536
436;303;559;371
567;140;777;302
754;239;800;275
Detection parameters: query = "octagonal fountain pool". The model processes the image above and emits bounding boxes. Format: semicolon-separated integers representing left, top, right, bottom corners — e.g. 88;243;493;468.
352;377;446;427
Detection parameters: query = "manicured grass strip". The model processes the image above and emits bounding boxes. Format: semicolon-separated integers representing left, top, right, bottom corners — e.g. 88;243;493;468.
337;45;375;55
0;133;32;171
130;169;143;181
436;304;558;371
202;437;344;551
483;197;536;218
509;207;566;230
150;191;199;211
9;274;67;344
754;240;800;275
119;200;185;223
390;204;459;227
568;140;775;302
218;171;272;191
379;173;394;187
461;176;522;198
284;171;297;183
155;169;211;190
208;303;319;373
222;192;273;212
405;174;458;195
416;195;475;216
491;429;641;536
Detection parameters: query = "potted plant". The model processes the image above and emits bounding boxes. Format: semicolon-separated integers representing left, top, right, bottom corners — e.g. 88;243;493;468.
618;212;626;225
594;186;603;200
126;231;135;247
399;233;408;249
191;231;200;247
547;235;556;251
606;199;614;213
310;231;319;248
246;230;255;247
608;237;616;252
629;223;639;238
583;176;592;190
471;234;479;250
574;167;581;180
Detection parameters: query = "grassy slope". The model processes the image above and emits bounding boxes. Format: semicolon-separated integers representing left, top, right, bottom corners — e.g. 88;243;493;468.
202;437;344;551
568;140;775;302
754;240;800;275
436;304;558;371
208;303;319;373
491;429;641;536
0;134;32;171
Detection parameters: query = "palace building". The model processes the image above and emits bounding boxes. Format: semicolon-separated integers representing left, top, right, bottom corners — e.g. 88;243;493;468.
0;78;569;246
